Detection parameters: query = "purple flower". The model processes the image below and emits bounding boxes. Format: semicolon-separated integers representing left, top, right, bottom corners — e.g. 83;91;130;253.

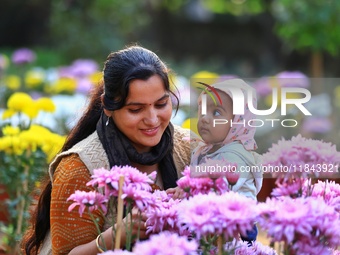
69;59;99;77
276;71;310;88
271;178;306;198
87;166;154;197
253;77;273;97
176;192;258;240
234;240;278;255
67;190;108;216
177;166;229;197
59;59;99;78
177;167;215;196
305;180;340;212
87;165;156;212
262;135;340;179
76;77;93;94
258;197;314;243
11;48;36;64
258;196;340;252
302;117;332;134
145;190;182;234
101;250;135;255
121;186;155;211
217;74;239;82
132;231;198;255
292;237;335;255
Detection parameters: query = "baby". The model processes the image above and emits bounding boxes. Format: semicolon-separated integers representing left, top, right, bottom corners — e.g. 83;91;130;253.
190;78;263;243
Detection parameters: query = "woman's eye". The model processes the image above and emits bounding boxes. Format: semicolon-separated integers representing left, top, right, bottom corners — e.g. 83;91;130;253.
128;108;142;113
155;101;168;108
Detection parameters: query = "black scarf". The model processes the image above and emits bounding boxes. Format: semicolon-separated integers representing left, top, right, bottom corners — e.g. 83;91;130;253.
96;112;178;190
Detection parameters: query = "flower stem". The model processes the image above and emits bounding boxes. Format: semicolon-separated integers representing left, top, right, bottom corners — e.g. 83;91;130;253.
217;235;224;255
137;210;142;242
88;208;107;251
115;176;125;250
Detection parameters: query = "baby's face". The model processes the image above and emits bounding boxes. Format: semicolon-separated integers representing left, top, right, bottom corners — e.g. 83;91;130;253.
197;90;233;144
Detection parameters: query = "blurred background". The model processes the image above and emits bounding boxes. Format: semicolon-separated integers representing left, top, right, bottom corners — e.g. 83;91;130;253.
1;0;340;252
2;0;340;77
1;0;340;139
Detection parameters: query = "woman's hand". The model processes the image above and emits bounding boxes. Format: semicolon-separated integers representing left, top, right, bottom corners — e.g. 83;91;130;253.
68;208;148;255
121;207;149;242
166;186;185;200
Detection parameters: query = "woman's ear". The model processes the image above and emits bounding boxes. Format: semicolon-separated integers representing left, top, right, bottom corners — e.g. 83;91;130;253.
103;108;112;117
101;94;111;117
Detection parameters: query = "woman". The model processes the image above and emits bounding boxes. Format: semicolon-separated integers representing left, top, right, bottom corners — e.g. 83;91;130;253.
22;45;194;254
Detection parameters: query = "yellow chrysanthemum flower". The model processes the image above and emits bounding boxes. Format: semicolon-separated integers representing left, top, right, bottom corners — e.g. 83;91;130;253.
7;92;33;112
2;109;16;120
23;125;65;162
0;136;22;155
5;75;21;90
35;97;56;113
89;71;103;86
191;71;219;85
25;69;45;89
22;103;39;119
2;126;20;136
43;134;66;162
51;77;77;94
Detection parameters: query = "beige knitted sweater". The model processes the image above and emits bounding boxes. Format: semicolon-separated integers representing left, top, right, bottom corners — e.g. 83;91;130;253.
39;125;195;255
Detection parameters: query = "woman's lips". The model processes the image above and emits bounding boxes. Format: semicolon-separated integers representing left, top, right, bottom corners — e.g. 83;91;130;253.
140;126;160;136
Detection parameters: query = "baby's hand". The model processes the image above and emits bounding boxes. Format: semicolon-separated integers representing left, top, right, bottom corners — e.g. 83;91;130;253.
165;186;185;200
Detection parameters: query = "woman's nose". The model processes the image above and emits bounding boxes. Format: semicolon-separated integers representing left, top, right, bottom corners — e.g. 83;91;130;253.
143;109;158;125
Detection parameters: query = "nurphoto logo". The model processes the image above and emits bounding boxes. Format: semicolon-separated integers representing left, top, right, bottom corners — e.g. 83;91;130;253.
196;82;312;128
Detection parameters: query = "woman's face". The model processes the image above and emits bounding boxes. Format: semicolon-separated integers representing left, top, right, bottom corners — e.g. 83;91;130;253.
106;75;173;153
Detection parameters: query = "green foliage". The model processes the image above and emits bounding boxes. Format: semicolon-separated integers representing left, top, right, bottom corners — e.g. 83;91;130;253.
271;0;340;55
202;0;266;15
0;148;47;249
49;0;152;61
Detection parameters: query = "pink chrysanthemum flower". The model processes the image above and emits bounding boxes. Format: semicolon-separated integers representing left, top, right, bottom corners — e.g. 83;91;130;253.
145;190;181;234
176;192;258;240
258;197;314;243
234;240;278;255
258;196;340;252
67;190;108;217
101;250;135;255
262;135;340;179
291;237;335;255
271;178;306;198
87;165;154;197
177;166;229;197
332;250;340;255
304;180;340;212
121;186;156;211
132;231;198;255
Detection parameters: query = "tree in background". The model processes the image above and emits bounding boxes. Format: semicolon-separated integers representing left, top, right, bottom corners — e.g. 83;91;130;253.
271;0;340;77
198;0;340;77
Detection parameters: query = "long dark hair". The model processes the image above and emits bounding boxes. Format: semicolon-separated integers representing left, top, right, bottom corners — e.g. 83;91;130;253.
21;45;179;254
